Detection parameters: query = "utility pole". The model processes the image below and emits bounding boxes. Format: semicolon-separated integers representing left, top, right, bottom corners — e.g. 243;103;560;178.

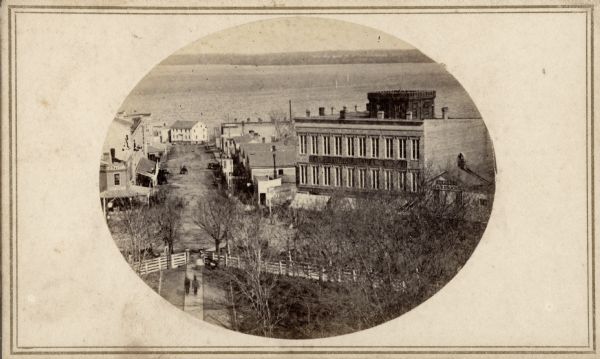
289;100;292;122
271;145;277;179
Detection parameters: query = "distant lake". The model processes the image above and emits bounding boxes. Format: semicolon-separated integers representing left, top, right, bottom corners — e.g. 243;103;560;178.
105;62;481;152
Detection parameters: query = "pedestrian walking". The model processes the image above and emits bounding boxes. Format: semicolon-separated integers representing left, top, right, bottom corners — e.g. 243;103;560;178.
184;275;190;295
192;275;199;296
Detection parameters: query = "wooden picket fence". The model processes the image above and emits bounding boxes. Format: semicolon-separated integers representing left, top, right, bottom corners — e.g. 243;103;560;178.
209;254;361;284
207;254;409;291
132;251;189;276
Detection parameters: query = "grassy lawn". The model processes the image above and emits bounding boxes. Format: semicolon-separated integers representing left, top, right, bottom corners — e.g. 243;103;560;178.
142;266;187;310
201;266;363;338
202;267;233;329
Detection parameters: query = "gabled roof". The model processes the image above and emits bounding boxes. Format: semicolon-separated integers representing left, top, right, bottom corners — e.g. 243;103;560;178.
232;134;258;145
430;165;493;192
136;157;157;175
171;120;199;130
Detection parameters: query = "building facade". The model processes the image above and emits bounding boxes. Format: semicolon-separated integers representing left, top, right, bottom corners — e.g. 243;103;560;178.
427;156;495;222
217;118;293;153
294;90;495;198
129;113;153;154
170;120;208;143
295;106;425;196
99;158;128;193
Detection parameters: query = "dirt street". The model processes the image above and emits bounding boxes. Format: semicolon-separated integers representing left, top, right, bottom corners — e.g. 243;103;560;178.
163;144;219;252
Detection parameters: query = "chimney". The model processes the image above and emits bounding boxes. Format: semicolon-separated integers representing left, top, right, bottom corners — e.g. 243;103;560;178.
406;111;413;120
442;107;449;119
457;153;466;169
377;111;385;120
343;106;347;112
306;110;311;117
354;105;358;112
331;107;335;115
340;109;346;119
110;148;116;163
319;107;325;116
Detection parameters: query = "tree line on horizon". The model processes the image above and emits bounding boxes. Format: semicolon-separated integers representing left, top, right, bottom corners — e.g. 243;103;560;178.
161;49;434;66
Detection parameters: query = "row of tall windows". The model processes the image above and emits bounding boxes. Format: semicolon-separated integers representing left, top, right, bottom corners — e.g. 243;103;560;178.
358;137;367;157
334;136;343;156
298;134;420;160
323;136;331;155
298;164;419;192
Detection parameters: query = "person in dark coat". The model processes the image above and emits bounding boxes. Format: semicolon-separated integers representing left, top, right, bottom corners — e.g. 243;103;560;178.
192;275;199;296
184;275;190;295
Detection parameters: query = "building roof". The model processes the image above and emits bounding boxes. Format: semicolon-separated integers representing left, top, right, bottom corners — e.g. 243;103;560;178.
100;161;127;171
240;140;295;153
222;119;291;127
241;141;297;168
171;120;199;130
430;165;493;193
125;112;152;118
130;119;143;133
293;111;426;126
239;142;275;153
294;111;368;121
146;145;166;154
367;89;436;99
232;134;259;145
136;157;157;175
247;150;296;168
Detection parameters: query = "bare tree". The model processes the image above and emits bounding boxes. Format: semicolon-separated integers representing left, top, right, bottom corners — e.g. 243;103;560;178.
152;189;185;255
200;160;492;338
118;204;161;270
269;110;293;140
193;192;237;260
289;161;488;331
226;211;288;337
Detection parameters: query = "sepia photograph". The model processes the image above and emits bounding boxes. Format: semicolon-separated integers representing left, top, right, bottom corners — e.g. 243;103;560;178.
100;16;496;339
3;1;595;356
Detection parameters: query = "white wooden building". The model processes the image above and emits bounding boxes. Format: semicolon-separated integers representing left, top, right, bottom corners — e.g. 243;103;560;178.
170;120;208;144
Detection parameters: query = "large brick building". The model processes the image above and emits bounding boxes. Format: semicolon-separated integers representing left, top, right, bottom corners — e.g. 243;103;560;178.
294;90;495;198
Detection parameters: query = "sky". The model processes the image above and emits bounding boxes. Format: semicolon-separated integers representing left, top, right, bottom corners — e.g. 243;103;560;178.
175;16;416;55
